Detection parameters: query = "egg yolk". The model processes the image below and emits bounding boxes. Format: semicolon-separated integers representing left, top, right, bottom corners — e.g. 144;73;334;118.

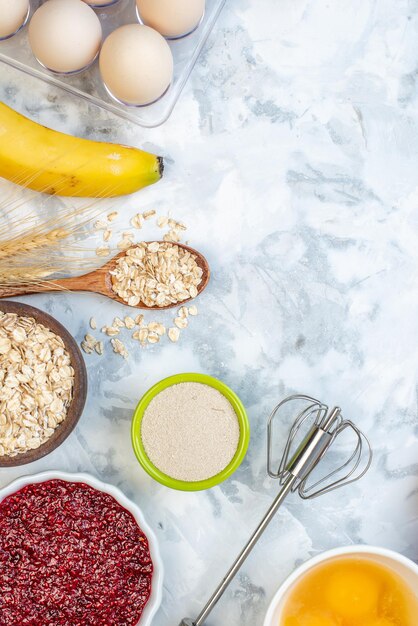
279;556;418;626
283;614;336;626
301;613;336;626
324;567;380;618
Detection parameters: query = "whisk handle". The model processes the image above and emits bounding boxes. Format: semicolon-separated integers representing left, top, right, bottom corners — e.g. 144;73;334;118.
183;474;296;626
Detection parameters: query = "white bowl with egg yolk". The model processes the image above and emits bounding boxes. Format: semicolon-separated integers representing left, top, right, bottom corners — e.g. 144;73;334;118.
263;545;418;626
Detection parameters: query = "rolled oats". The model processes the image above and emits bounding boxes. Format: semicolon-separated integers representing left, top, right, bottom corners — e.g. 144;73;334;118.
135;314;144;326
95;341;104;355
133;328;149;344
111;338;128;359
0;312;74;457
96;246;111;257
163;230;181;243
94;220;107;231
123;316;135;329
168;327;180;343
147;322;166;336
156;216;169;228
81;333;98;354
112;317;125;328
110;242;203;308
101;326;120;337
174;317;188;329
117;234;134;251
131;213;144;229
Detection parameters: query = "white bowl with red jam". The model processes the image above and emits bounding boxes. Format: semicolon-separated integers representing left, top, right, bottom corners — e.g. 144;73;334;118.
0;471;163;626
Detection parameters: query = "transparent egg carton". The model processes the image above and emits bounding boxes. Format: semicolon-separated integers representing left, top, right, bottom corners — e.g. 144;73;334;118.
0;0;226;127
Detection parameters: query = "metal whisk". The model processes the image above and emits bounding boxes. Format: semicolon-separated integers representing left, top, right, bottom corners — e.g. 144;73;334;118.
179;394;372;626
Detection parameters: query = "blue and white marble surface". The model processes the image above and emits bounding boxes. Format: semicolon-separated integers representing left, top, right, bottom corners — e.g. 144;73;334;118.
1;0;418;624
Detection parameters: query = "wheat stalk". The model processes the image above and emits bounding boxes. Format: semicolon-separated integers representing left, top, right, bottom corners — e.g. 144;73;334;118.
0;179;115;285
0;228;70;260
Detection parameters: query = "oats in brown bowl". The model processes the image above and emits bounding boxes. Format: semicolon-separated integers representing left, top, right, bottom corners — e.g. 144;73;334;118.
0;312;75;457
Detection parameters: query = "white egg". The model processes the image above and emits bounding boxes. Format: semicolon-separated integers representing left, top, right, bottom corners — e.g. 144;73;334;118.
0;0;29;40
136;0;205;39
99;24;173;106
29;0;102;74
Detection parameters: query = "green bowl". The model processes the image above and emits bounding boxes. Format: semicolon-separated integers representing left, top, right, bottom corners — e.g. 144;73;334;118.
131;373;250;491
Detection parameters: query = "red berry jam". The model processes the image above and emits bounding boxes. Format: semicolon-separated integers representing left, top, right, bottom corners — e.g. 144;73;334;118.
0;479;153;626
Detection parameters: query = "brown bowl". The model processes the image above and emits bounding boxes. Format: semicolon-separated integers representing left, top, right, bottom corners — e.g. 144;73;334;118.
0;301;87;467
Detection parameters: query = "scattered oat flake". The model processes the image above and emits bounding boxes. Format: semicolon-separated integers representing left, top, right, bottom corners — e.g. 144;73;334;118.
174;317;188;329
163;230;180;243
143;210;156;220
131;213;144;229
101;326;120;337
111;338;128;359
178;306;189;318
188;305;198;316
95;341;104;355
96;246;111;257
147;332;160;344
157;216;169;228
81;341;93;354
107;211;118;222
112;317;125;328
103;229;112;242
169;219;187;231
94;220;107;230
148;322;166;336
135;314;144;326
136;329;149;343
168;327;180;343
117;237;133;251
90;317;97;330
124;316;135;329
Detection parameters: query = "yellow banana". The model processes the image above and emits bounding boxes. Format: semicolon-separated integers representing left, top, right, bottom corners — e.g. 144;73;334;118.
0;102;163;197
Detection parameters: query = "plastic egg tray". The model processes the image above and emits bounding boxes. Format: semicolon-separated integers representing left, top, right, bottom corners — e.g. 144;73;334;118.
0;0;226;127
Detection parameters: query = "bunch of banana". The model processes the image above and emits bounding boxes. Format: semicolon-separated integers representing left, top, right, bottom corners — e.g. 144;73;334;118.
0;102;163;197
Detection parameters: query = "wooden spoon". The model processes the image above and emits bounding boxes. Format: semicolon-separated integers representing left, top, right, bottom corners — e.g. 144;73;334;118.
0;242;210;310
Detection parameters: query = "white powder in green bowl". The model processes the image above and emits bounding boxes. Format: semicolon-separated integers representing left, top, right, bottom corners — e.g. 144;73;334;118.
140;382;240;482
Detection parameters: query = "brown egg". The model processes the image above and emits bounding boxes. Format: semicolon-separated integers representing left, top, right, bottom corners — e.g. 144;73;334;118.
99;24;173;106
0;0;29;40
29;0;102;74
136;0;205;39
